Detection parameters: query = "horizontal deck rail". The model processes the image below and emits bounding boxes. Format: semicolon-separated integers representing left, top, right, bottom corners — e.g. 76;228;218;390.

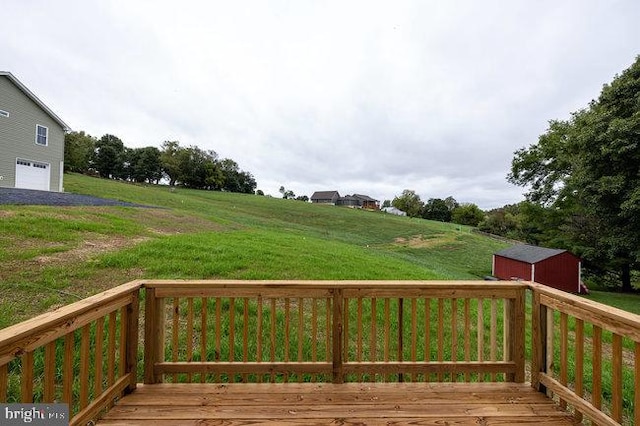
1;279;639;425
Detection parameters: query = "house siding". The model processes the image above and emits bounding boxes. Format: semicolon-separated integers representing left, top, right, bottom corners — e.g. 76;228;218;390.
0;76;65;191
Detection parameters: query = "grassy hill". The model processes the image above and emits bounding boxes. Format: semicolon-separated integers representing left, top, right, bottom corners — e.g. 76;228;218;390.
0;173;509;327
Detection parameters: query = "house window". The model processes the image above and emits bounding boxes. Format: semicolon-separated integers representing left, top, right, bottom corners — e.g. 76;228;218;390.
0;109;8;118
36;125;48;146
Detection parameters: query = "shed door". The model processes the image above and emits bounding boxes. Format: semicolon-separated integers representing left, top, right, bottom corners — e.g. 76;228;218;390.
15;158;50;191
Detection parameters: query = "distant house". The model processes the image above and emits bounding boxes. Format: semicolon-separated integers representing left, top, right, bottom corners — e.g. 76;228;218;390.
311;191;341;205
0;71;70;192
493;244;584;294
336;195;359;207
352;194;379;210
312;190;380;210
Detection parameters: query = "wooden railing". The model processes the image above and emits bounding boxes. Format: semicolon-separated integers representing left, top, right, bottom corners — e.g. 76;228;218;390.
1;279;639;425
531;283;640;426
143;280;526;384
0;280;142;426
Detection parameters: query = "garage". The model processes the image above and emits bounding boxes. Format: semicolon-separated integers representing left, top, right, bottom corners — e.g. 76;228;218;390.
15;158;51;191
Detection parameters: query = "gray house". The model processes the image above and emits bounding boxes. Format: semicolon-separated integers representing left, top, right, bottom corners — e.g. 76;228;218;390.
0;72;70;192
310;191;341;205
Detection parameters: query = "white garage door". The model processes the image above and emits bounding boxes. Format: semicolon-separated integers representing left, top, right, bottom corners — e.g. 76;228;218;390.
15;158;50;191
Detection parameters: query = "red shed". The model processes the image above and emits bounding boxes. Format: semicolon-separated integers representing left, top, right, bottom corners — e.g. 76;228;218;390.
492;244;584;293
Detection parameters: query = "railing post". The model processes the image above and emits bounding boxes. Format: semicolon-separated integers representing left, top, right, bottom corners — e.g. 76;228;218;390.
398;297;404;382
504;298;512;380
144;287;165;384
332;288;344;384
507;289;525;383
531;288;547;392
126;288;140;393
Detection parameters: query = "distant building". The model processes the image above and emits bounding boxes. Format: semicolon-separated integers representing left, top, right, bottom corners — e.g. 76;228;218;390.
0;71;70;192
493;244;584;294
310;190;341;205
382;206;406;216
336;194;359;207
351;194;379;210
311;190;380;210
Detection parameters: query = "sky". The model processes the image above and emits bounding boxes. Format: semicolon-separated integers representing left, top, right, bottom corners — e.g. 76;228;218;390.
2;1;639;209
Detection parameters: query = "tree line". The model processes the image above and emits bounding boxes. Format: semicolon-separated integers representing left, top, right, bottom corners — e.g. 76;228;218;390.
488;56;640;291
64;132;257;194
386;190;485;226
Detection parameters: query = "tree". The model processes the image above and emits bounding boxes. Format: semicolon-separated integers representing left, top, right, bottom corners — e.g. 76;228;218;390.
392;190;423;217
451;203;484;226
235;171;257;194
422;198;452;222
64;131;96;173
160;141;183;186
177;146;223;189
509;56;640;291
509;119;575;206
219;158;257;194
477;205;519;237
279;186;295;199
382;200;392;208
94;134;125;179
295;195;309;202
128;146;163;183
444;196;459;212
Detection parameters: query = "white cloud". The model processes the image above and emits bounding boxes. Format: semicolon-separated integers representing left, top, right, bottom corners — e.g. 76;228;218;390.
3;0;639;209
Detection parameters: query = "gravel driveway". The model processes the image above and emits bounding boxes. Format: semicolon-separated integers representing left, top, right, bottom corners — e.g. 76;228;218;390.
0;187;153;207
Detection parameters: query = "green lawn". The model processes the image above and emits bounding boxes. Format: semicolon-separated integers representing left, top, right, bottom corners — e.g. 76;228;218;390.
583;290;640;315
0;173;508;328
2;174;638;423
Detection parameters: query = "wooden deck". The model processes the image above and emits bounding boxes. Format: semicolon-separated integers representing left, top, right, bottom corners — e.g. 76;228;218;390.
98;382;577;425
4;280;639;425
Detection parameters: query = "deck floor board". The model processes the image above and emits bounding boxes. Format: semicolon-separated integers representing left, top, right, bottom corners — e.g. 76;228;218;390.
98;382;577;425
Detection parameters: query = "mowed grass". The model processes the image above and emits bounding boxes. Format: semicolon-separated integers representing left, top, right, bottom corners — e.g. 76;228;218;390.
583;290;640;315
98;229;442;280
2;174;639;423
0;173;508;328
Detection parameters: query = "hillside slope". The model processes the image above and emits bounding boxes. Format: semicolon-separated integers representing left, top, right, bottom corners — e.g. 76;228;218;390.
0;174;508;327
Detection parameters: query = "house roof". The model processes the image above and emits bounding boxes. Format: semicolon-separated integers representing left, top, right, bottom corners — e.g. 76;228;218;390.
311;191;340;200
0;71;71;131
494;244;568;264
352;194;378;202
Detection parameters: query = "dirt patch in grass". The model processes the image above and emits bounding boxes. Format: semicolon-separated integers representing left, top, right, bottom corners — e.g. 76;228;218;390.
0;207;224;290
1;207;225;327
34;235;150;265
128;208;224;235
393;234;456;248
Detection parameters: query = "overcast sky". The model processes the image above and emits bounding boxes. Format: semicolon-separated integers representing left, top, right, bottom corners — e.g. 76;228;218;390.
3;1;639;209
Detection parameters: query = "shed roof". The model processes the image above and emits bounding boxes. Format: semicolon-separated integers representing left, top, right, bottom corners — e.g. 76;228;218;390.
494;244;568;264
311;191;340;200
0;71;71;131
